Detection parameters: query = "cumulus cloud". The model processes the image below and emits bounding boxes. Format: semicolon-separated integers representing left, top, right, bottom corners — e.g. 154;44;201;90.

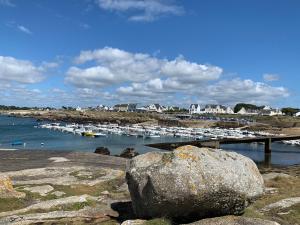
64;47;290;106
67;47;222;89
201;79;289;105
66;66;116;87
17;25;32;34
0;56;45;84
161;56;222;83
263;73;280;82
96;0;184;21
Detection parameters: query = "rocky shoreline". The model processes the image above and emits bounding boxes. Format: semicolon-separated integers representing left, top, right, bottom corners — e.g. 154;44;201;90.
0;110;162;126
0;148;299;225
3;110;300;134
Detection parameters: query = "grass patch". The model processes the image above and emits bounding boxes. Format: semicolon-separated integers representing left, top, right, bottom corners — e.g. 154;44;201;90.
69;169;107;181
243;175;300;225
0;190;40;212
52;177;126;197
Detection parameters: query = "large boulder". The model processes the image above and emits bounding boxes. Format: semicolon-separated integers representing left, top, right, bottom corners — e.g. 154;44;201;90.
187;216;280;225
0;175;25;198
126;146;264;220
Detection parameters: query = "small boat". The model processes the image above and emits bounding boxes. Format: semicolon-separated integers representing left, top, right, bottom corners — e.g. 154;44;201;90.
11;140;23;146
94;133;107;137
81;131;95;137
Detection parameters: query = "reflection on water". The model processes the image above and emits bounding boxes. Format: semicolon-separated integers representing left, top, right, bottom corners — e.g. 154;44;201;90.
221;142;300;166
0;115;300;166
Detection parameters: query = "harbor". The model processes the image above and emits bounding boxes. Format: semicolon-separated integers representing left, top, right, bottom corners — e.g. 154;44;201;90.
1;115;300;166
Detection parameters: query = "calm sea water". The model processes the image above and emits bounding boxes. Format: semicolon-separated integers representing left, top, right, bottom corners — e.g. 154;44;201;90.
0;115;300;166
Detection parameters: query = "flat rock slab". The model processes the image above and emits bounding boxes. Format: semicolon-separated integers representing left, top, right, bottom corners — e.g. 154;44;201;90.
187;216;280;225
48;157;70;163
2;166;124;186
52;191;65;197
0;194;97;217
0;150;128;172
0;208;113;225
23;185;54;196
121;219;146;225
262;197;300;212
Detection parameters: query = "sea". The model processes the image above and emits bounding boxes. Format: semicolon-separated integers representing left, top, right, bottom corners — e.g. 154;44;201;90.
0;115;300;166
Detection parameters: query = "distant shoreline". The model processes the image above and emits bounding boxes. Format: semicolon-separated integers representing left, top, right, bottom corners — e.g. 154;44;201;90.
2;109;300;136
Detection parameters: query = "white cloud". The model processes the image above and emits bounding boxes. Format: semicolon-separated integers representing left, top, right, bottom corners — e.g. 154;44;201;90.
263;73;280;82
202;79;289;105
96;0;184;21
66;66;116;87
0;0;15;7
17;25;32;34
0;56;45;84
161;56;222;83
79;23;91;29
116;78;289;106
67;47;222;88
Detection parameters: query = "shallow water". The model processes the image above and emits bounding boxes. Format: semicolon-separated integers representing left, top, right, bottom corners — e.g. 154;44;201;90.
0;115;300;166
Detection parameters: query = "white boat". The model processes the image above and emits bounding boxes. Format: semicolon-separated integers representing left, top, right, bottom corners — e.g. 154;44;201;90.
94;133;107;137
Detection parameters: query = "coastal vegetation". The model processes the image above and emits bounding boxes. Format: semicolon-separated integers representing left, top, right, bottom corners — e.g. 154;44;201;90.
234;103;264;113
282;107;300;116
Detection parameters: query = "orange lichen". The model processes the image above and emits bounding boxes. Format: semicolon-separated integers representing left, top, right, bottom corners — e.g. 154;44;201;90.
0;176;14;192
176;152;198;161
176;145;195;151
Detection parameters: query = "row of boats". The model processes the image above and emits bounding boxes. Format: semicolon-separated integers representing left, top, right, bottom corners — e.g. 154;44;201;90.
37;122;276;141
283;140;300;146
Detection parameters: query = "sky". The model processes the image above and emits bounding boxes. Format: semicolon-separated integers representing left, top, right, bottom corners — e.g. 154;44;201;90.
0;0;299;108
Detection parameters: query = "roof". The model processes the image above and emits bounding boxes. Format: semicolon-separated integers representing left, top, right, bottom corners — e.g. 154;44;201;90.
205;104;227;110
114;103;137;107
190;104;200;108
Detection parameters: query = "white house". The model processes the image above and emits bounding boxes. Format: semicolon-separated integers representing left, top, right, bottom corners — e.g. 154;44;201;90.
147;104;164;113
268;108;283;116
237;107;259;115
203;105;227;114
260;106;283;116
296;112;300;117
76;106;83;112
113;104;137;112
189;104;201;114
226;106;234;114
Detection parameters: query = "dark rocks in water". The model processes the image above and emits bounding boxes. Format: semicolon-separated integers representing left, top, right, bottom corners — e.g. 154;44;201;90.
119;148;139;159
126;145;264;221
94;147;110;155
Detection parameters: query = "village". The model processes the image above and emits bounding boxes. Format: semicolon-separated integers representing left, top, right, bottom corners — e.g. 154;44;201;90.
73;103;290;117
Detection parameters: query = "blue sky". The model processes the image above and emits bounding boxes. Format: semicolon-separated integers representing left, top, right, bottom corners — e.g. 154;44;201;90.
0;0;299;108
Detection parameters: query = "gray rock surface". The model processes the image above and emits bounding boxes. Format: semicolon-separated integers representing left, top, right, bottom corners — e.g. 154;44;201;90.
126;145;264;219
2;166;124;186
121;219;146;225
0;206;117;225
0;194;98;217
23;185;54;196
186;216;280;225
52;191;65;197
261;197;300;212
